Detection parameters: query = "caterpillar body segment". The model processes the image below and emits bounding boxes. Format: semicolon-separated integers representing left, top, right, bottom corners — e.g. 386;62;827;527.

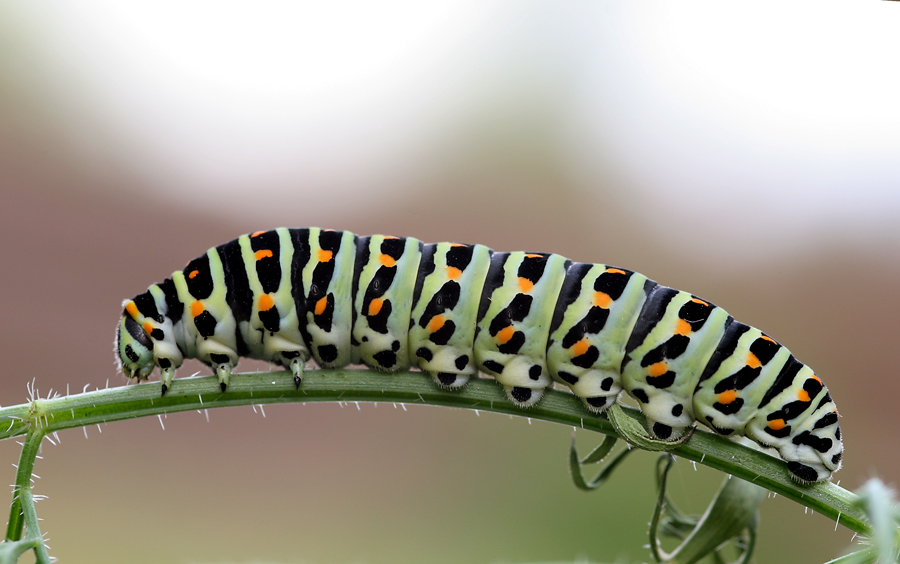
474;252;569;407
115;228;843;482
409;242;492;389
546;264;649;414
620;289;731;441
296;227;356;370
351;235;423;372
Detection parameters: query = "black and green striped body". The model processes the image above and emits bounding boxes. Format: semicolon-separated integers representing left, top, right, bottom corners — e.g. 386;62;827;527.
116;228;843;483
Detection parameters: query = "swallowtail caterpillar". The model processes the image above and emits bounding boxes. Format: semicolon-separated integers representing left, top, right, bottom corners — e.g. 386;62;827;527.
116;228;843;483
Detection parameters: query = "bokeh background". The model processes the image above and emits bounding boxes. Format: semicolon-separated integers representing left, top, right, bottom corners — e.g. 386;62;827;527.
2;1;899;563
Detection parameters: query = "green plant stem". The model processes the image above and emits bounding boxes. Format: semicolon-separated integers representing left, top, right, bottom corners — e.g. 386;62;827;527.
4;429;51;564
0;369;870;538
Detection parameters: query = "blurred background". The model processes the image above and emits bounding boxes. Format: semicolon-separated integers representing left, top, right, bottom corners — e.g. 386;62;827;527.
1;1;899;562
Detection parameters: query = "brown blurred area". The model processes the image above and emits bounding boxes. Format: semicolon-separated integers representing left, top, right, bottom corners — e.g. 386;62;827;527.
2;7;900;564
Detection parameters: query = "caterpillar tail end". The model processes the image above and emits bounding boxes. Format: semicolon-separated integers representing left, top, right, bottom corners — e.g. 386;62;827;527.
216;363;233;392
290;358;304;389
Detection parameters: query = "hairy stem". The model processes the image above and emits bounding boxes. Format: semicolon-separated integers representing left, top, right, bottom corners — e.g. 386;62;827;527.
4;429;51;564
0;369;870;538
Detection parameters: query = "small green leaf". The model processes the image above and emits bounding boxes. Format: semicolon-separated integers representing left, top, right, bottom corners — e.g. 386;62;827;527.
854;479;900;564
650;455;764;564
0;539;39;564
823;546;881;564
606;404;692;452
569;434;635;491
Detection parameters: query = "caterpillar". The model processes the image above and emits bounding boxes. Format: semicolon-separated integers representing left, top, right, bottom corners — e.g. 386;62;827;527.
116;228;843;483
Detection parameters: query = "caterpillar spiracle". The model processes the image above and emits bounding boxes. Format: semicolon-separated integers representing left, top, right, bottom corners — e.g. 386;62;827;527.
115;228;843;483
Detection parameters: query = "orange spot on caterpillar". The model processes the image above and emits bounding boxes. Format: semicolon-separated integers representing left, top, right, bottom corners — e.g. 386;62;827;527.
525;253;542;258
648;361;668;377
142;322;154;336
572;338;589;357
447;267;462;280
718;389;737;405
188;270;199;279
254;249;273;261
125;301;139;318
496;325;515;345
428;314;445;333
318;249;333;263
761;335;777;344
811;373;822;384
368;298;383;316
593;292;611;309
797;389;810;402
191;301;204;318
606;268;626;274
746;352;761;369
258;294;275;312
251;231;265;237
674;319;692;336
691;298;708;306
768;419;785;431
518;277;534;293
315;296;328;316
379;254;396;268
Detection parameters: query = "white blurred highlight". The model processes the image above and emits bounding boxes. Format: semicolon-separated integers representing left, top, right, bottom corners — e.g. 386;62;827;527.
6;0;900;255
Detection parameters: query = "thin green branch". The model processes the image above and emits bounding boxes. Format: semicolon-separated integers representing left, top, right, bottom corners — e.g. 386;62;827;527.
0;369;871;538
5;430;50;564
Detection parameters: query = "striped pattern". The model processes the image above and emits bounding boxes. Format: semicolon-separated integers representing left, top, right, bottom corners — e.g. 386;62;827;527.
116;228;842;482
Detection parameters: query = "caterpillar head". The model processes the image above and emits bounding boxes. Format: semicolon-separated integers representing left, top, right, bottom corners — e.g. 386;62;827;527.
116;315;156;380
